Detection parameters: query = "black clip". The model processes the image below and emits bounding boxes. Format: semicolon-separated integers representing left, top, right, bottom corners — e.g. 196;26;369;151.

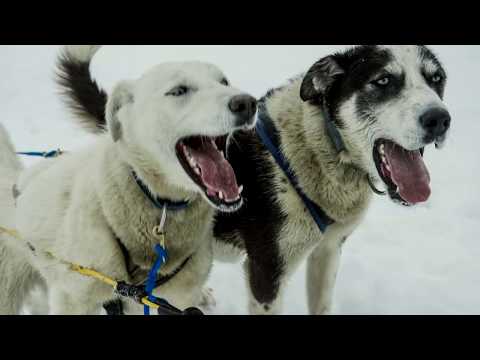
115;281;147;304
155;298;204;316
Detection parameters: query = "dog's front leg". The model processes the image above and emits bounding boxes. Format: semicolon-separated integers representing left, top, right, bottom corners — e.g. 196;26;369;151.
244;253;286;315
306;234;345;315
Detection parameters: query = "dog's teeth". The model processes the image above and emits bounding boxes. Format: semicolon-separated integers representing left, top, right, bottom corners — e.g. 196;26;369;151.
218;191;224;200
380;144;385;154
381;155;387;164
239;185;244;194
194;167;201;175
386;164;391;171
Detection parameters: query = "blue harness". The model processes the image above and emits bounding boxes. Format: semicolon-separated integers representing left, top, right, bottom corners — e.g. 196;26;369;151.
131;172;190;315
255;107;335;233
17;149;63;158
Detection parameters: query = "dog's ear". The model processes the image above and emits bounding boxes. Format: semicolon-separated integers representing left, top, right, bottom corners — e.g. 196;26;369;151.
106;81;134;142
300;56;344;102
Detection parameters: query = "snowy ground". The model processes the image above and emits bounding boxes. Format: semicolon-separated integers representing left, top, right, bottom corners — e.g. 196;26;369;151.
1;45;479;315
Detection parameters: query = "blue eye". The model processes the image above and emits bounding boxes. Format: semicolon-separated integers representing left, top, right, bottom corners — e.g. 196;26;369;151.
372;76;391;87
431;74;443;83
166;86;189;97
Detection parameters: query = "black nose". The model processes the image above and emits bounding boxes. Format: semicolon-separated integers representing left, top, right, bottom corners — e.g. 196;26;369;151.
229;95;257;125
420;107;451;140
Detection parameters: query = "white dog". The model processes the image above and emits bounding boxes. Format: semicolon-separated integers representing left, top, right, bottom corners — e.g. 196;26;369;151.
0;45;257;315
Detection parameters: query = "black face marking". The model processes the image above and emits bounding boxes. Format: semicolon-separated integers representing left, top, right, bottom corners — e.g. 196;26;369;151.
214;127;286;305
300;46;394;128
328;47;398;125
356;70;406;120
418;46;447;99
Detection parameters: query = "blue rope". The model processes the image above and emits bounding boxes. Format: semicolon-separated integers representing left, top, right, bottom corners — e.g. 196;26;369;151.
255;114;334;234
17;150;62;158
144;244;168;315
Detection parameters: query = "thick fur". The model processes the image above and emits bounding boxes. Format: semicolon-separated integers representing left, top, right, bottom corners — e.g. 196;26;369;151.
0;124;45;314
56;45;107;133
38;45;450;315
0;45;254;314
215;45;450;314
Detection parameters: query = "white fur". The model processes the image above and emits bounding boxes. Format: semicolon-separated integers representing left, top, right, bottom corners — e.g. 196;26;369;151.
339;45;449;185
64;45;102;63
0;47;254;315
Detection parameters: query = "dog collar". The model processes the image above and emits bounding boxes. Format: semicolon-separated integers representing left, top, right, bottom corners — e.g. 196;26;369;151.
132;171;190;211
255;103;335;233
322;98;346;154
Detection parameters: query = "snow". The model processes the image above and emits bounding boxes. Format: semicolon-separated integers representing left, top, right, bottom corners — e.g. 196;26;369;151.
1;45;479;315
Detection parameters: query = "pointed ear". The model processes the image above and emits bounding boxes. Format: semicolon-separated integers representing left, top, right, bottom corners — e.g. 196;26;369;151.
300;56;344;102
106;81;134;142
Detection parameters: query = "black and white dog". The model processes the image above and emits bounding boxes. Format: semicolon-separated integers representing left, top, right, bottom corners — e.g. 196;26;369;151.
214;45;451;314
40;45;450;315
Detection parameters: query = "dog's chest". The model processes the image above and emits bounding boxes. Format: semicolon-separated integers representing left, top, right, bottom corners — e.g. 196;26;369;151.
273;166;369;257
106;199;214;274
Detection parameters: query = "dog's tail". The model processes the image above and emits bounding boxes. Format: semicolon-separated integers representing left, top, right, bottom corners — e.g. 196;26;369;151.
56;45;108;134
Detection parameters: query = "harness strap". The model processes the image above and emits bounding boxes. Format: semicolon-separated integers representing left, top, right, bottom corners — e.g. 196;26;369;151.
255;106;334;234
144;244;167;315
17;149;63;158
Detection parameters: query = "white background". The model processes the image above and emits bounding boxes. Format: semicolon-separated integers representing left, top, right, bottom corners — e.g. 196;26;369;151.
1;45;479;314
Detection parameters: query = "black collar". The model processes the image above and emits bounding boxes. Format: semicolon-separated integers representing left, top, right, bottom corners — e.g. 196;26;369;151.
255;103;335;233
132;171;190;211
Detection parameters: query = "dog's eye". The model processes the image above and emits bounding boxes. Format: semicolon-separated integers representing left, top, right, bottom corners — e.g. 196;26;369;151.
431;73;443;83
220;78;229;86
166;86;189;97
372;76;391;87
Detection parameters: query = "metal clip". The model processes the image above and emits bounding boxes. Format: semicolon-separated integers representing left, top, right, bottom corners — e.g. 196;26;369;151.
152;205;167;248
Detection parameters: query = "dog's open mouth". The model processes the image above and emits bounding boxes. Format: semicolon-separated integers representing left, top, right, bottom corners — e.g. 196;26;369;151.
175;135;243;212
373;139;431;206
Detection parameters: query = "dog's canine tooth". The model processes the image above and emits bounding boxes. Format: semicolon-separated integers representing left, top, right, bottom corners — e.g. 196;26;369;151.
219;191;224;200
239;185;244;194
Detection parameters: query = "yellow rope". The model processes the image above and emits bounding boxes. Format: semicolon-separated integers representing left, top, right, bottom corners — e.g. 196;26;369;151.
0;225;160;310
0;226;21;240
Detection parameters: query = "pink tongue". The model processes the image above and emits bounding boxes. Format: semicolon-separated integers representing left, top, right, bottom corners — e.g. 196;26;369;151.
384;143;431;204
188;142;239;201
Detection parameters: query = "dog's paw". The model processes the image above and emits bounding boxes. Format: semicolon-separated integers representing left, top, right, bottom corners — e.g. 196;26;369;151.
197;287;217;312
312;305;332;316
248;299;281;315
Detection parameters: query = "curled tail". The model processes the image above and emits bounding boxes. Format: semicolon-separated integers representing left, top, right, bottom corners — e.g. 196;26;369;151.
56;45;108;133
